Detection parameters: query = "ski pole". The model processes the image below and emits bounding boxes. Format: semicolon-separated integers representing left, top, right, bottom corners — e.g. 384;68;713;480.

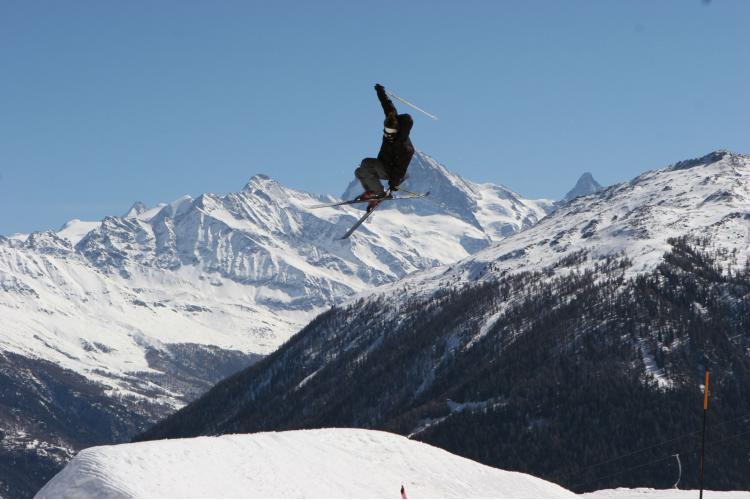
393;186;421;197
396;186;450;212
385;89;439;121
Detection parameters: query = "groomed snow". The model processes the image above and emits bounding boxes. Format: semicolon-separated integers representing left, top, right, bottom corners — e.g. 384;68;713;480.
35;428;575;499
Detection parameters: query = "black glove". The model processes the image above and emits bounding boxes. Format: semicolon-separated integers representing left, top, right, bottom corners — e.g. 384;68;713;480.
375;84;388;100
388;179;401;191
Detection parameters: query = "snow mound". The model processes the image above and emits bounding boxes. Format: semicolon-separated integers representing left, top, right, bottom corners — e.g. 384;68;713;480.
36;428;574;498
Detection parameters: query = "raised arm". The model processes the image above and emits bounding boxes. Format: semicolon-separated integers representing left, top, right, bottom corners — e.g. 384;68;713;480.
374;83;397;117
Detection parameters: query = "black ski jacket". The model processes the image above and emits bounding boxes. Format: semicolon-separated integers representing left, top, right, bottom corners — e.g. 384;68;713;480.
376;87;414;185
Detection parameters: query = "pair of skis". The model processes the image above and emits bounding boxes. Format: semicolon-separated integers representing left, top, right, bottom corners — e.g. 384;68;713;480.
309;189;430;239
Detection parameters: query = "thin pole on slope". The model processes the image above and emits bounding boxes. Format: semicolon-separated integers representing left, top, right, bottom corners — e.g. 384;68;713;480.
699;368;710;499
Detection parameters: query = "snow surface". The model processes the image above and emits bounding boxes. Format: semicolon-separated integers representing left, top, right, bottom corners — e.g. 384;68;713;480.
35;428;575;499
584;488;750;498
638;340;674;389
56;219;101;246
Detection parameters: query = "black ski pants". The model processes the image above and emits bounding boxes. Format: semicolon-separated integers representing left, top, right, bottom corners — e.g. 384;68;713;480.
355;158;388;195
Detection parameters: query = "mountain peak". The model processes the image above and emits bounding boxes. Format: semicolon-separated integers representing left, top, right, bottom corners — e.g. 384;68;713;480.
563;172;603;201
341;151;473;200
151;195;193;220
240;175;295;207
124;201;148;218
243;174;277;191
339;151;552;242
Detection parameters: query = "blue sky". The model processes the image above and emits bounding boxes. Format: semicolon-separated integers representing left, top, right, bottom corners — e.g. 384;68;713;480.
1;0;748;235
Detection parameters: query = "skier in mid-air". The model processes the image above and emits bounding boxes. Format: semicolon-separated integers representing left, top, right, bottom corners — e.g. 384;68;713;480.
310;84;430;238
355;83;415;212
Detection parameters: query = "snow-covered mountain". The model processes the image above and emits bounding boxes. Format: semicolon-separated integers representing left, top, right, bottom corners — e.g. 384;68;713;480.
563;172;603;201
36;428;574;498
408;150;749;286
1;152;553;400
139;151;750;493
0;151;555;498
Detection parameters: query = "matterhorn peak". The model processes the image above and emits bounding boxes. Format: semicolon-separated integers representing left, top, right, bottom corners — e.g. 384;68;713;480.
563;172;603;202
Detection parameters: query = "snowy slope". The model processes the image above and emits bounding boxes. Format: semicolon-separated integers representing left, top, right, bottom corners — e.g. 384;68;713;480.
371;150;750;302
0;234;298;406
35;428;575;499
584;488;750;498
56;219;101;246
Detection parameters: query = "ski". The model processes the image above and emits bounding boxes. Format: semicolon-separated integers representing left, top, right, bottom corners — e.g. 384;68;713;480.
338;199;383;239
309;191;429;209
337;190;431;239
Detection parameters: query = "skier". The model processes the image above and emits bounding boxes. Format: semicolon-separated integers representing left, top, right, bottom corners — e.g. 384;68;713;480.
401;484;408;499
355;83;415;212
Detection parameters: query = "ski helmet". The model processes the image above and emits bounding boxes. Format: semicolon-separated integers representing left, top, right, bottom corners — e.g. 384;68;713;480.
383;115;399;141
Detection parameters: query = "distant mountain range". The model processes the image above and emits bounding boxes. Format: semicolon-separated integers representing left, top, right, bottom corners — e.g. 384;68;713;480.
138;151;750;493
0;151;584;498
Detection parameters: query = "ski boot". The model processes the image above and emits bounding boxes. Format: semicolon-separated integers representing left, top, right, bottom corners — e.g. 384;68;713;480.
357;191;388;212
